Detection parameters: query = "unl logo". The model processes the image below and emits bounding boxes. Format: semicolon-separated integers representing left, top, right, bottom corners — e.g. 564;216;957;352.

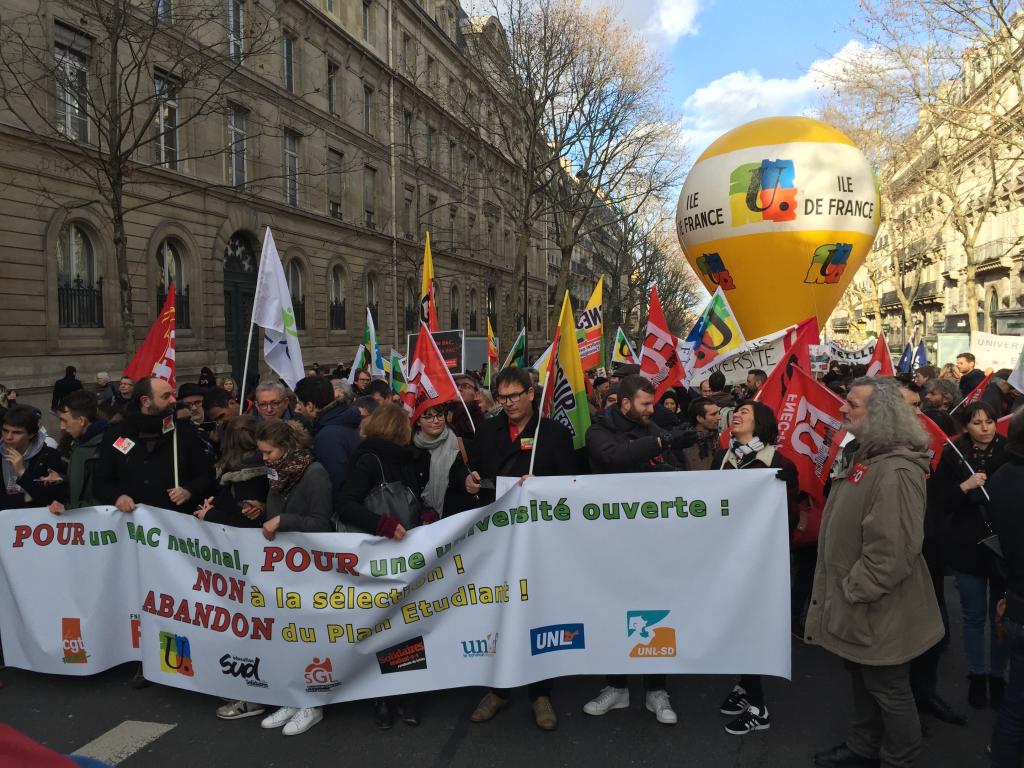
696;253;736;290
159;631;193;676
62;618;88;664
304;657;341;692
805;243;852;284
627;611;677;658
530;624;585;656
730;159;797;226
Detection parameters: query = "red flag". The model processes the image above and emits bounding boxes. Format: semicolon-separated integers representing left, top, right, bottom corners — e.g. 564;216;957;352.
757;319;820;410
958;372;994;409
866;333;895;377
774;365;847;505
639;286;686;401
402;323;460;424
997;413;1012;437
124;284;176;386
918;411;948;474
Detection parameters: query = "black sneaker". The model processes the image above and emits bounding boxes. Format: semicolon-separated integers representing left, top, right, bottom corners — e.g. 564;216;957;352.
724;704;770;735
719;685;749;716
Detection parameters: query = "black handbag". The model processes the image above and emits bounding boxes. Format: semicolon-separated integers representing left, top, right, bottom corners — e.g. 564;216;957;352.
362;453;421;530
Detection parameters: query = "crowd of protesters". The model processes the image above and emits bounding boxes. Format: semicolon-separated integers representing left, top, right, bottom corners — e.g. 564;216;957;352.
1;349;1024;768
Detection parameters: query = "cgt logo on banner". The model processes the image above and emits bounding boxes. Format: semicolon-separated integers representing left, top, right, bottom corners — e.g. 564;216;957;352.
376;636;428;674
461;632;498;658
627;611;677;658
304;657;341;692
530;624;585;655
159;631;193;676
62;618;87;664
220;653;267;688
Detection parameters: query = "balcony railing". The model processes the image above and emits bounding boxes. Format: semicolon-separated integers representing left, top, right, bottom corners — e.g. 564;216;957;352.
292;297;306;331
157;284;190;329
59;276;103;328
329;299;346;330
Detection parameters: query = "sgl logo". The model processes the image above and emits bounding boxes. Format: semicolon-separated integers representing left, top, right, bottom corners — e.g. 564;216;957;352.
530;624;585;656
729;159;797;226
62;618;88;664
462;632;498;658
304;656;341;692
804;242;853;284
220;653;267;688
627;611;677;658
159;631;194;676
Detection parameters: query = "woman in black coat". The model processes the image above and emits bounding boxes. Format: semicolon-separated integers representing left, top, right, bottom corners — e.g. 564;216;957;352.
193;415;268;528
933;400;1008;709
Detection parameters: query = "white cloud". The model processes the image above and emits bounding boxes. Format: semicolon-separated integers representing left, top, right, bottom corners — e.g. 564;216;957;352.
680;40;869;155
587;0;703;46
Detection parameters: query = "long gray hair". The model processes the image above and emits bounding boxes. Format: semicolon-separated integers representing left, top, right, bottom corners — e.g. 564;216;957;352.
850;376;930;454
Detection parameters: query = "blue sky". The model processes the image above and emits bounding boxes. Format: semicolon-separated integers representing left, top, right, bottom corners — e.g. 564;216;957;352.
602;0;865;156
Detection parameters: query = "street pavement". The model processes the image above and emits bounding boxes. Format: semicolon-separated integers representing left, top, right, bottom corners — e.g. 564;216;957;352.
0;578;1001;767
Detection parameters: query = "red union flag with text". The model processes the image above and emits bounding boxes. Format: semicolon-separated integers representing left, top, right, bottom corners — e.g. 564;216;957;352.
961;372;993;407
123;283;176;386
866;333;895;377
919;412;948;474
401;323;459;424
774;365;846;505
756;318;819;410
639;285;686;401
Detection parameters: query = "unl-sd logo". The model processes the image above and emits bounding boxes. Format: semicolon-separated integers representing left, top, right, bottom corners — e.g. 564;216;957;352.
627;611;677;658
62;618;88;664
530;624;585;656
304;657;341;692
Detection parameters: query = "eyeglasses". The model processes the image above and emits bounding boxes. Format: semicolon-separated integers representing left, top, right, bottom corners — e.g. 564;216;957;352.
457;382;477;391
496;389;527;405
184;400;203;410
420;412;445;422
256;399;285;410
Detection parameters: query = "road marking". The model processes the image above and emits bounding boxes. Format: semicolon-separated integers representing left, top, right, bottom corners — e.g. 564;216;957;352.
72;720;176;765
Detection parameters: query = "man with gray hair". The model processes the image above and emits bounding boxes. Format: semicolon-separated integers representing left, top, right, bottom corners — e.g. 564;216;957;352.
921;378;959;413
94;372;116;405
808;377;944;768
252;381;293;422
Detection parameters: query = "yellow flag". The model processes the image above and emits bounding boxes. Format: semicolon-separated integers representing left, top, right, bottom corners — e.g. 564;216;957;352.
420;232;438;332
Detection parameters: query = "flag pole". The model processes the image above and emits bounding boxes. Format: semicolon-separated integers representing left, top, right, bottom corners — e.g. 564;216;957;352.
528;360;553;476
944;436;991;502
240;230;270;404
172;424;180;489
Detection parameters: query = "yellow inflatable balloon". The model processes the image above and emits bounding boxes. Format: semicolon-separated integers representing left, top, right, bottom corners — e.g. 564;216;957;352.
676;116;879;340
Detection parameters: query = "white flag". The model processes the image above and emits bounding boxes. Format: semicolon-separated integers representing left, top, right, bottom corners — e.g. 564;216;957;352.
364;306;387;378
253;227;304;389
1010;344;1024;395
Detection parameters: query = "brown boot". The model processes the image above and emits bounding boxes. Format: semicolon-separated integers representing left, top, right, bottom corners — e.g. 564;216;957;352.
470;692;508;722
532;696;558;731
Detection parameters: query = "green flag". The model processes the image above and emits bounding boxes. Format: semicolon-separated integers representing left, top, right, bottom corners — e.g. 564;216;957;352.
501;328;527;369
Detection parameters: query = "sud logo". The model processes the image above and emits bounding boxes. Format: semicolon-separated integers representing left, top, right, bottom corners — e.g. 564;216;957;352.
304;656;341;692
627;611;677;658
530;624;585;656
159;631;194;676
461;632;498;658
220;653;267;688
62;618;88;664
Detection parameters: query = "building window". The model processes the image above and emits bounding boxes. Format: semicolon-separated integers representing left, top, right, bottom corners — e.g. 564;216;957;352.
402;33;413;73
283;33;295;93
362;83;373;134
227;104;246;188
227;0;243;61
365;272;378;325
155;0;173;22
486;284;496;328
283;130;299;206
324;0;333;13
287;259;305;330
329;264;346;330
55;39;88;142
426;125;435;167
57;223;102;328
363;166;376;229
362;0;371;42
327;148;343;219
469;288;478;332
156;238;190;328
449;284;460;329
466;213;475;252
426;56;435;88
154;74;178;169
449;206;457;252
449;140;456;179
403;110;413;150
426;194;437;236
403;186;415;238
327;60;338;114
405;279;417;331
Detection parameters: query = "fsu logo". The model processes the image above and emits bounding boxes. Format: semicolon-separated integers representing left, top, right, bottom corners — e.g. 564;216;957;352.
805;243;852;284
730;159;797;226
696;253;736;290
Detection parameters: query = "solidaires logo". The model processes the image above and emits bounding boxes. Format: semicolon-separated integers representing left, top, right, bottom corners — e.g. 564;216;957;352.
530;624;585;656
627;611;677;658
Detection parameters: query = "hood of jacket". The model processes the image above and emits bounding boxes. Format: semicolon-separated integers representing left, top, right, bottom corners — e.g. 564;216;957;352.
846;443;932;477
314;400;360;433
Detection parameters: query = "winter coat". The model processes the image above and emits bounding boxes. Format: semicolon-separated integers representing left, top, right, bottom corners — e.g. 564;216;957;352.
336;438;421;534
309;401;362;500
51;374;82;411
95;383;117;406
203;458;268;529
932;435;1007;576
989;454;1024;621
92;413;216;513
0;443;64;510
804;444;944;665
265;462;332;533
65;420;108;508
586;408;683;474
959;368;986;398
450;410;579;509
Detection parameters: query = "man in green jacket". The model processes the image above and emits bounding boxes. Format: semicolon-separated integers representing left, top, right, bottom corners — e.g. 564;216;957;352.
49;390;108;513
807;377;944;768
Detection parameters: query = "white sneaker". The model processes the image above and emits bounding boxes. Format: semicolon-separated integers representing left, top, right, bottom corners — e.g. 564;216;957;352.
583;686;630;716
282;707;322;736
645;690;677;725
261;706;298;729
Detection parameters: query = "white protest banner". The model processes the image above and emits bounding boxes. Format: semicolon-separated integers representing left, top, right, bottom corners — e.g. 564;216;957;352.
825;339;875;364
0;473;790;707
696;328;790;386
970;331;1024;371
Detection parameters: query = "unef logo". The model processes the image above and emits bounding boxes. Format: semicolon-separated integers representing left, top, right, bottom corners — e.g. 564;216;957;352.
462;632;498;658
729;159;797;226
159;631;194;676
696;253;736;290
805;243;852;284
304;657;341;692
62;618;88;664
627;611;677;658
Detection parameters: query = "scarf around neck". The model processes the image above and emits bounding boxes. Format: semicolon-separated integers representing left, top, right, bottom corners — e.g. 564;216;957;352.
266;449;312;495
413;427;460;515
730;436;765;463
3;431;46;495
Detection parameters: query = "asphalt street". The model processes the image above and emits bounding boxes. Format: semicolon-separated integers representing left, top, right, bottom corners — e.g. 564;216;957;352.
0;578;1002;767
